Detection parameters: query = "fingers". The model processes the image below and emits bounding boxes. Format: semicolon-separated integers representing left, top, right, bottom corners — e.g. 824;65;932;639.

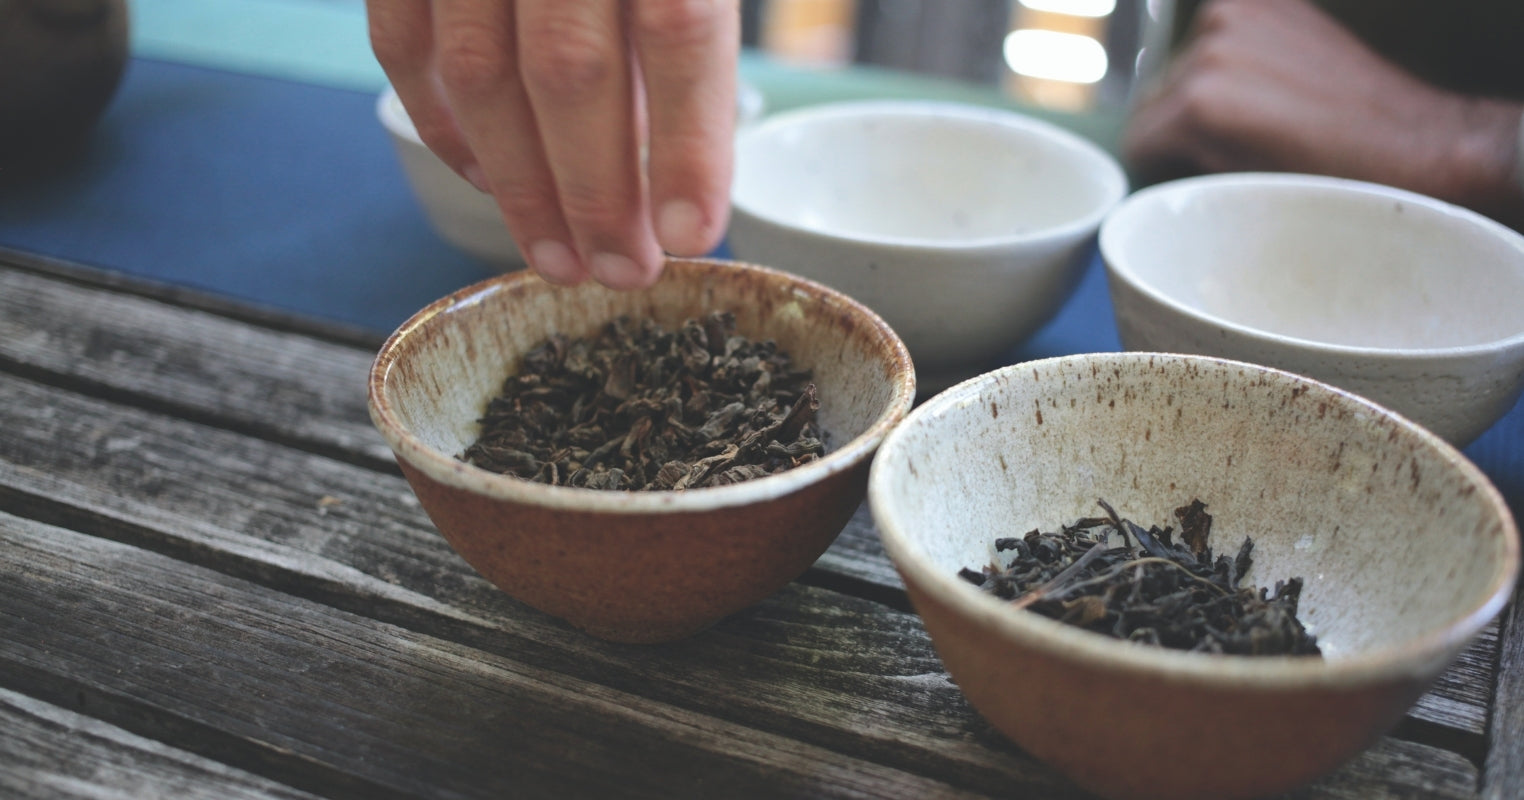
519;0;664;289
369;0;477;185
372;0;738;290
432;0;591;285
630;0;740;257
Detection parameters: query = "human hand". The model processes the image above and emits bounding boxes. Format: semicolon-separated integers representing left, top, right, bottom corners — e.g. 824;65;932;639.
1124;0;1523;225
368;0;740;289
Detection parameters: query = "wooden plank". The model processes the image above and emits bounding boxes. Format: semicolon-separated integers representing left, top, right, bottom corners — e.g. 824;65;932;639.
0;247;387;348
1482;590;1523;800
0;374;1485;799
0;687;323;800
0;260;1503;748
0;372;1081;796
0;515;1481;800
0;265;390;468
0;514;999;800
1283;737;1476;799
0;261;1501;740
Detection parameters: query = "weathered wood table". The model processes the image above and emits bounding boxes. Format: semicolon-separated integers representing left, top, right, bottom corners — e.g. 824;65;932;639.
1;249;1519;799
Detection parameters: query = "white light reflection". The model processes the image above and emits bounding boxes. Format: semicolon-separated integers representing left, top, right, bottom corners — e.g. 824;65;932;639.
1018;0;1117;17
1003;29;1109;84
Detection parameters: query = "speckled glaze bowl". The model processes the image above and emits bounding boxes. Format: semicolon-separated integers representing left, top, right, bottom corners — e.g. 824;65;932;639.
369;258;915;643
868;352;1518;800
729;100;1127;396
1101;172;1524;447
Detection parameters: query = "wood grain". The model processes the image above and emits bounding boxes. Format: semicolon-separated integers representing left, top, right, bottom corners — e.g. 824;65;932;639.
0;256;1510;799
1482;587;1522;800
0;348;1486;799
0;513;1003;800
0;688;323;800
0;261;1499;737
0;266;389;469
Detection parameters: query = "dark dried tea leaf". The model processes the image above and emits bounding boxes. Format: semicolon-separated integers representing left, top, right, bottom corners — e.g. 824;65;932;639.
460;312;825;491
959;499;1322;657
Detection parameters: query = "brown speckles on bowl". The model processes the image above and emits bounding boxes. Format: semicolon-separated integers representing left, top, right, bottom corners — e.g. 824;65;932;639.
368;258;915;643
869;352;1518;800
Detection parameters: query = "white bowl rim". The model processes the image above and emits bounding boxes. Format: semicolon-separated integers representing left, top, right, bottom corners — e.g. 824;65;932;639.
869;351;1520;689
731;99;1129;251
369;258;917;514
376;84;423;146
1099;171;1524;359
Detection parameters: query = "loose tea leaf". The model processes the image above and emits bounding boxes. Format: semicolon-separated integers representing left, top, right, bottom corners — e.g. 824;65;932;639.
461;312;825;491
959;499;1322;656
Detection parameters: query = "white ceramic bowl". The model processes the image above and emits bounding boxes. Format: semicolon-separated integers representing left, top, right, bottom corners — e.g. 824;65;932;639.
377;82;767;269
377;86;524;268
1101;172;1524;447
728;100;1128;396
868;352;1519;800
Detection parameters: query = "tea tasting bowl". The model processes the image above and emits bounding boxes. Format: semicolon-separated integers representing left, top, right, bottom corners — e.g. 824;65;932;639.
377;82;767;269
1100;171;1524;447
368;257;915;644
728;100;1128;397
867;352;1518;800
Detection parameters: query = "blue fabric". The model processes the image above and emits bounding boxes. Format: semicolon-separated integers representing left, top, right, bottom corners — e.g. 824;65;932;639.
0;57;498;335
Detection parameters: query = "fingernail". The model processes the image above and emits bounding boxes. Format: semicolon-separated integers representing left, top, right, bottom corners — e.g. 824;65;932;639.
462;164;490;194
589;252;648;289
529;240;583;285
657;200;704;255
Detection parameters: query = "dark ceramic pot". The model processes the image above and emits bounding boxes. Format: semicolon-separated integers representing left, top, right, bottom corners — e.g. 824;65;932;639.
0;0;129;167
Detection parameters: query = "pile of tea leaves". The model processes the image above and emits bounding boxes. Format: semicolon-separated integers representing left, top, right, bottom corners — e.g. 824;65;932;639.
460;311;825;491
959;500;1322;656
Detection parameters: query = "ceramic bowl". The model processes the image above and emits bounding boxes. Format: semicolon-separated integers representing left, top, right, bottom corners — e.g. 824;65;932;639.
0;0;129;170
377;82;767;268
728;99;1128;396
868;352;1518;800
368;257;915;643
1101;172;1524;447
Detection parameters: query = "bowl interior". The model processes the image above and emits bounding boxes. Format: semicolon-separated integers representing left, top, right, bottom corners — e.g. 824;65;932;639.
871;354;1516;666
1102;174;1524;350
734;101;1124;244
373;259;914;505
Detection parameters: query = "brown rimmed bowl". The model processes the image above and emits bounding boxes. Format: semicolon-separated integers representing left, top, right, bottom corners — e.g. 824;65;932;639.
868;352;1518;799
369;257;915;643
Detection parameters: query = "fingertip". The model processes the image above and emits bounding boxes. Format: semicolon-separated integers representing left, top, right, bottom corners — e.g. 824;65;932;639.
589;252;663;290
656;198;724;256
528;240;589;286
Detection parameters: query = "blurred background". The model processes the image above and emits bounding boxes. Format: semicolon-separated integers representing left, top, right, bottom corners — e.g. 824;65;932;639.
1;0;1156;336
745;0;1157;112
119;0;1162;115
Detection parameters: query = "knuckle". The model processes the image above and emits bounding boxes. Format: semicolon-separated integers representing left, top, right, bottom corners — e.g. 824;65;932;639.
1174;74;1232;134
436;24;513;95
557;182;636;233
1195;0;1260;35
492;182;557;225
520;19;617;98
369;13;428;68
1187;38;1234;75
632;0;726;47
1193;0;1238;33
410;116;461;156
